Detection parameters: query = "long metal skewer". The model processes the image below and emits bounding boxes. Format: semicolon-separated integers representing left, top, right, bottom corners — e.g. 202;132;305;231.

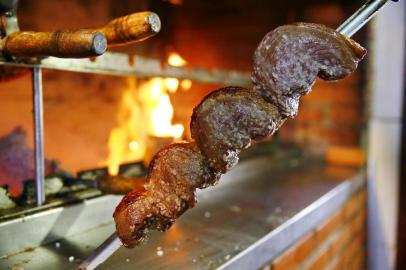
77;0;394;269
337;0;394;37
32;66;45;206
78;233;122;270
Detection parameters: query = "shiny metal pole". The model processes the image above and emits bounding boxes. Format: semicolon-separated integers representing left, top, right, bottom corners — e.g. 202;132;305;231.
78;232;122;270
32;67;45;206
337;0;392;37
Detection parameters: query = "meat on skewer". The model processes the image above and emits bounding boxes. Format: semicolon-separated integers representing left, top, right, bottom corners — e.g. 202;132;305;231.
114;23;366;247
191;87;282;173
252;23;366;118
114;142;219;247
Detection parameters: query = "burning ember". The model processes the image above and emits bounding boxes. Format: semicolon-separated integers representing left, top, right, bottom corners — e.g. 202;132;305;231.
106;53;190;175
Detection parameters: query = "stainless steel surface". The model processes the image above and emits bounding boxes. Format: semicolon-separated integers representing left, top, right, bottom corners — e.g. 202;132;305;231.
32;67;45;206
0;194;121;256
0;52;251;86
220;173;363;270
0;155;364;270
78;233;121;270
337;0;391;37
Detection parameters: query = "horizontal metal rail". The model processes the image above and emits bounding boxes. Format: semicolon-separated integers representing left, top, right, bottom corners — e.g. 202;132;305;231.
0;52;251;86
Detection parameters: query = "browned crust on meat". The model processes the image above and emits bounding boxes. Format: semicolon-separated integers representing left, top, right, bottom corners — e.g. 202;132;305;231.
114;23;367;248
191;87;282;173
113;142;219;247
252;22;366;118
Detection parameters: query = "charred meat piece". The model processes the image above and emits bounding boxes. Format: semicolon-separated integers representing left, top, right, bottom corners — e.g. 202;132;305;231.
97;175;145;195
114;142;219;247
252;23;366;118
191;87;282;173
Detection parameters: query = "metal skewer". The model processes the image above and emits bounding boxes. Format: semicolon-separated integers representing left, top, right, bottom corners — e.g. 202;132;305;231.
77;0;395;269
78;233;122;270
337;0;395;37
32;66;45;206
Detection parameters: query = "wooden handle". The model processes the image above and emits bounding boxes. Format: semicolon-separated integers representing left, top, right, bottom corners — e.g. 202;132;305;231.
0;29;107;58
99;11;161;47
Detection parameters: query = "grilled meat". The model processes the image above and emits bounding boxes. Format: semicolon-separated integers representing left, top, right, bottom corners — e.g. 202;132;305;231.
114;23;366;247
252;23;366;118
191;87;282;173
114;142;219;247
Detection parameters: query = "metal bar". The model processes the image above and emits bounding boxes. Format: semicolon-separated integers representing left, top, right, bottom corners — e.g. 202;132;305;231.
32;67;45;206
337;0;391;37
78;232;122;270
0;194;120;256
0;52;252;86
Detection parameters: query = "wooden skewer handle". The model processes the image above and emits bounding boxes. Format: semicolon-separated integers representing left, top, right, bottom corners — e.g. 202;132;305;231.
98;11;161;47
0;29;107;58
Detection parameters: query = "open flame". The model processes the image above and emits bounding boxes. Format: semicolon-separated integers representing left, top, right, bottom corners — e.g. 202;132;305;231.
139;78;184;138
106;78;148;175
106;52;190;175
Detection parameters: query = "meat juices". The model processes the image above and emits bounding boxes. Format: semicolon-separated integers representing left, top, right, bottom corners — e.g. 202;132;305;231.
114;23;366;247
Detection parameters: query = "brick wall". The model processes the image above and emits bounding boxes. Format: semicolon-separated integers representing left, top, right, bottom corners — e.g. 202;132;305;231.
279;73;363;149
263;188;367;270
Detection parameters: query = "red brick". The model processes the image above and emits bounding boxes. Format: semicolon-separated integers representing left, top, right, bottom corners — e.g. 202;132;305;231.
303;77;360;107
271;247;296;270
316;209;344;245
294;232;317;263
344;194;361;220
360;249;367;270
348;250;365;270
341;243;353;267
326;146;365;167
296;108;325;125
358;190;368;206
304;4;345;26
346;233;366;264
350;209;367;235
297;126;360;146
330;225;352;255
328;257;342;270
324;166;359;181
305;247;330;270
330;105;362;126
